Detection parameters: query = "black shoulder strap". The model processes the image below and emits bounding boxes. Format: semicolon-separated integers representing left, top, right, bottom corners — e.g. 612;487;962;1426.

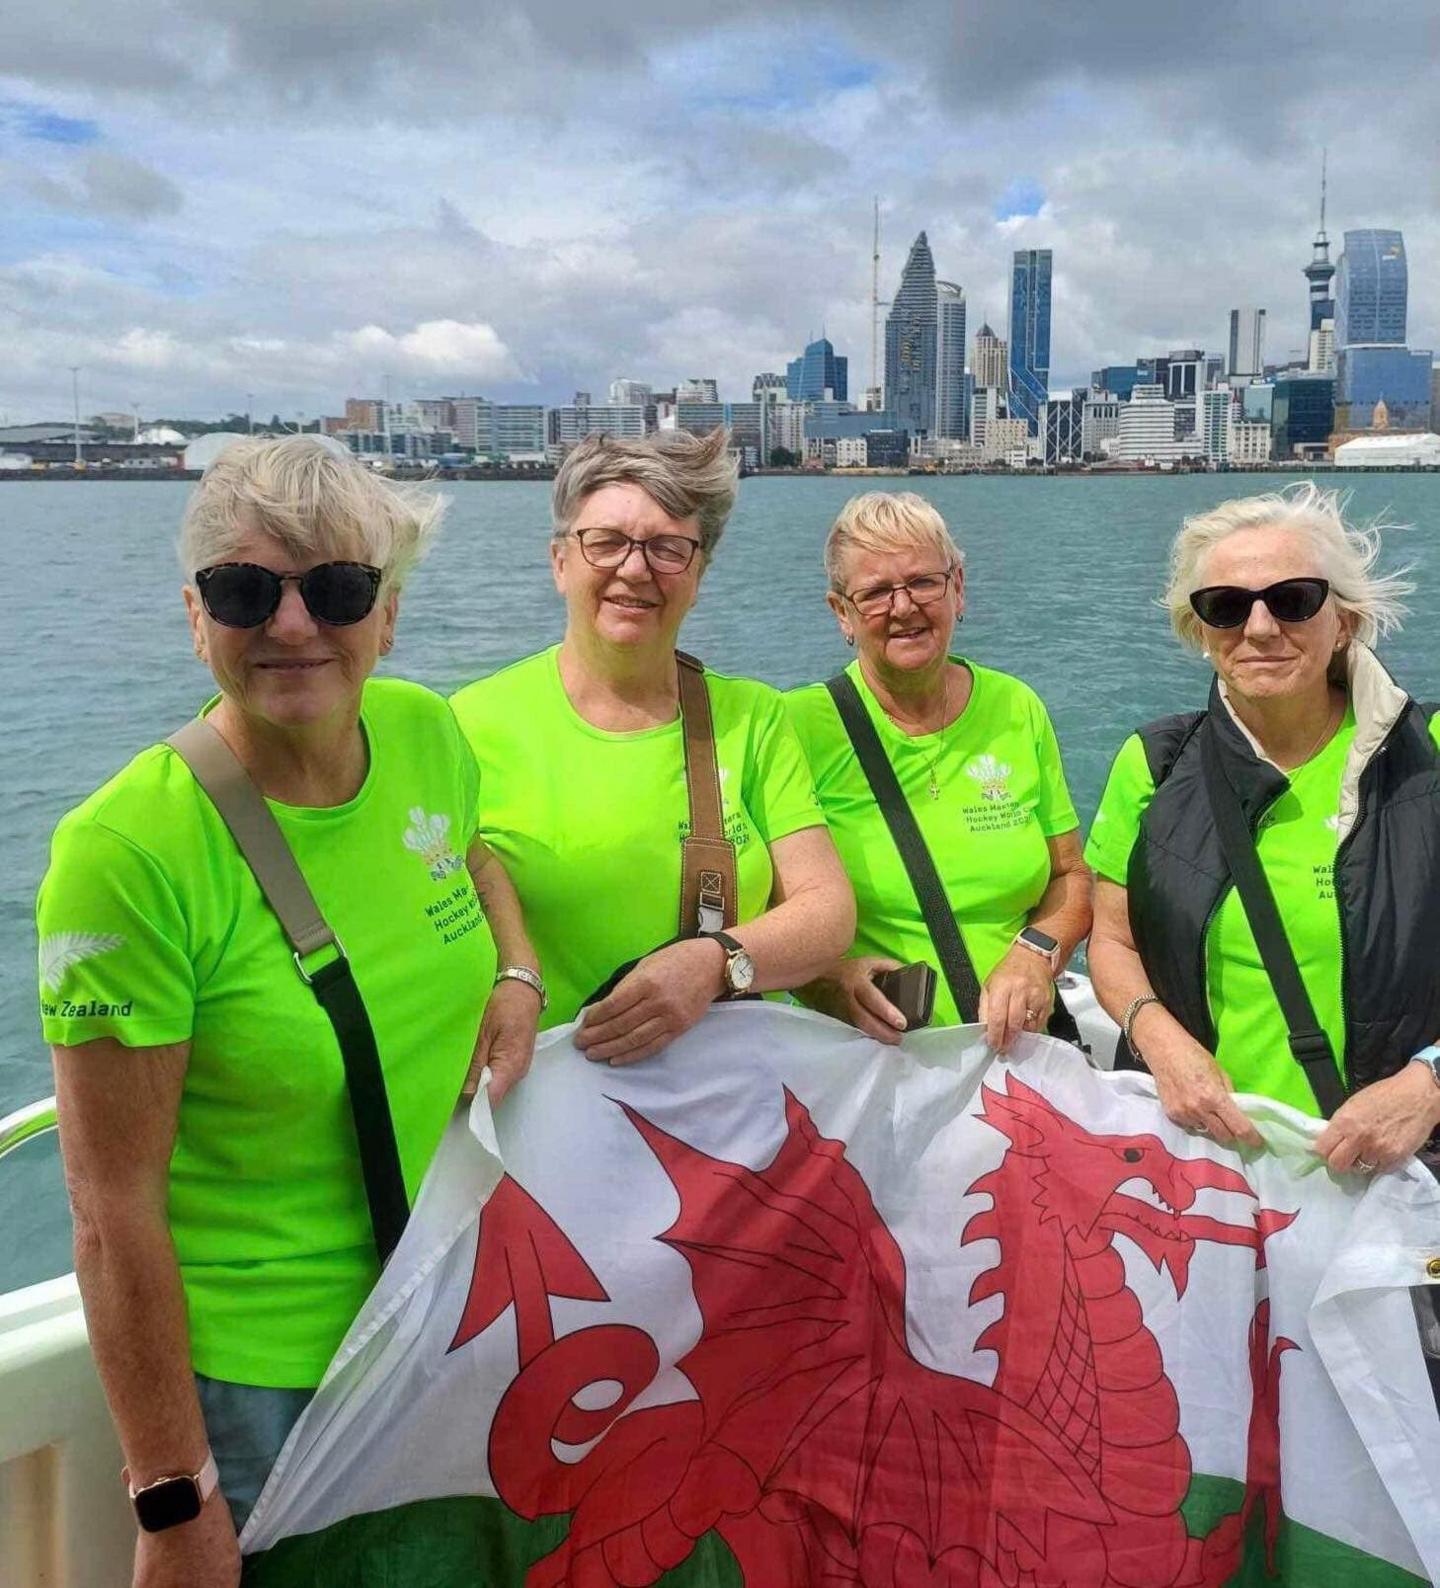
1199;725;1346;1118
825;673;981;1022
1138;711;1205;790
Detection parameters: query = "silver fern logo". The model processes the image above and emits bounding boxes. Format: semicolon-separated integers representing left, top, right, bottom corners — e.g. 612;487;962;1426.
403;808;465;882
964;754;1013;802
40;932;125;995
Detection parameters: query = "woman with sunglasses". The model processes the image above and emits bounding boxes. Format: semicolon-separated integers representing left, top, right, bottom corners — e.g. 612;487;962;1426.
36;438;541;1584
1087;483;1440;1176
787;492;1092;1050
450;427;854;1064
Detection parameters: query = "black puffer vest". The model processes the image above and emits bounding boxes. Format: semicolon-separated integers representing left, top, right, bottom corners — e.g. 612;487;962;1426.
1127;652;1440;1096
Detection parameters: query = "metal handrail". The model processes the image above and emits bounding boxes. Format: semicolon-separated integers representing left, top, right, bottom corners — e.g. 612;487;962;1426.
0;1096;58;1163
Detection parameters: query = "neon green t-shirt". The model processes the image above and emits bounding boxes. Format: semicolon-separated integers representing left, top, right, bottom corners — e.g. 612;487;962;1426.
36;679;496;1387
1085;706;1440;1115
786;658;1079;1026
450;646;824;1027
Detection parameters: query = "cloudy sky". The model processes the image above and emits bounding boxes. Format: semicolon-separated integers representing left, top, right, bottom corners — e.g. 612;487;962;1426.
4;1;1437;422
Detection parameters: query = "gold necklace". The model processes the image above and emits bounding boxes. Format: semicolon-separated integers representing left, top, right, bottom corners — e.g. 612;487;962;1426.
886;679;955;800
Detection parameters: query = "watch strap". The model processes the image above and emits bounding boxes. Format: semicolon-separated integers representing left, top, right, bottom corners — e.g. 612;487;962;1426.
495;964;547;1011
124;1450;219;1528
1411;1044;1440;1087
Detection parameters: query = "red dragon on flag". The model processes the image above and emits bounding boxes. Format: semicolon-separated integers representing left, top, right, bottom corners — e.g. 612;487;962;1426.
449;1073;1299;1587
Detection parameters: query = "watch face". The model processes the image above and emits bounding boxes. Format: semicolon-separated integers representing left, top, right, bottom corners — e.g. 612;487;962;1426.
134;1476;204;1533
1022;928;1059;954
728;951;756;992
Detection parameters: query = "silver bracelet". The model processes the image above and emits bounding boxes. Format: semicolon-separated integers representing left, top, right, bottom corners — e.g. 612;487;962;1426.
1121;993;1162;1059
495;965;547;1011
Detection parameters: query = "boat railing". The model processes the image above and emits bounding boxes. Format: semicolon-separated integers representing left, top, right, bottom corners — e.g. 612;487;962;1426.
0;1094;58;1164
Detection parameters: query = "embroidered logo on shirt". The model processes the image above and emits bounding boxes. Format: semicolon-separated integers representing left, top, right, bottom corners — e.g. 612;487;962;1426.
39;932;125;995
964;755;1013;802
403;808;466;882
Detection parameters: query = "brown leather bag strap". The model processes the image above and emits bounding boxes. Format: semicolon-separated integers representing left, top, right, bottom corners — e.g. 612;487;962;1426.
675;650;737;936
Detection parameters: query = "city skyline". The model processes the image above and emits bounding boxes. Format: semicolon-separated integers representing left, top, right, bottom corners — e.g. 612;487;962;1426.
1;1;1437;420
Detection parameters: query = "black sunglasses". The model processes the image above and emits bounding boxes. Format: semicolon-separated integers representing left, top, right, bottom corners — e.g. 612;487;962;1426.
195;561;383;629
1188;577;1330;630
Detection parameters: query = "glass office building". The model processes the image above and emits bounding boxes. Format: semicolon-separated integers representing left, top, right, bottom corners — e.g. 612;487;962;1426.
1271;375;1335;459
1008;249;1052;434
785;337;848;403
1334;230;1407;348
935;281;969;439
884;232;938;439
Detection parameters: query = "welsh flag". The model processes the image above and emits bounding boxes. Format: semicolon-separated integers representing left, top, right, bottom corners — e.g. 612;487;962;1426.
241;1004;1440;1586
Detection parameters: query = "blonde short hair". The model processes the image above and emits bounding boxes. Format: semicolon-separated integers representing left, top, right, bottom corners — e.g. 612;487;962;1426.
824;491;964;591
1165;481;1413;651
551;427;738;558
178;435;443;594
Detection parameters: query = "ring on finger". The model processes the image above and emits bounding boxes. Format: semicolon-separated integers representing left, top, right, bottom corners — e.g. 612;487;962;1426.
1353;1157;1377;1174
1192;1122;1211;1136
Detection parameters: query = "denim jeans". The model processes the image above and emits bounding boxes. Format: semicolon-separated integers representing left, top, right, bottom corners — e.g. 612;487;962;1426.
194;1372;312;1535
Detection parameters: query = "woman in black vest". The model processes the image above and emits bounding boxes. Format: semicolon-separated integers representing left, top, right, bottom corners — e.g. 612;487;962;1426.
1086;484;1440;1174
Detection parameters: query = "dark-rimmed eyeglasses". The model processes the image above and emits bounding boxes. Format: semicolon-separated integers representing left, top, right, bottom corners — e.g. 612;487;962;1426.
570;527;701;574
843;568;955;618
195;561;383;628
1188;577;1330;630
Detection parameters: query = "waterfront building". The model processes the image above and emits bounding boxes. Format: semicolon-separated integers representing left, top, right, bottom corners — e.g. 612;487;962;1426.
1228;418;1273;466
804;402;898;444
344;397;383;431
452;399;547;460
864;429;910;468
1165;350;1203;404
1041;390;1084;465
973;323;1008;389
1008;248;1052;435
982;416;1029;462
1335;230;1407;349
1090;365;1141;401
1335;431;1440;468
970;386;1006;450
885;232;938;439
834;437;868;468
608;379;652;407
1271;374;1335;461
1227;310;1266;382
1081;394;1122;458
1432;365;1440;431
1114;385;1188;464
1242;384;1275;424
550;403;647;452
935;281;968;439
675;400;727;438
677;378;720;403
785;337;848;403
1201;389;1232;462
413;399;455;430
1333;345;1433;432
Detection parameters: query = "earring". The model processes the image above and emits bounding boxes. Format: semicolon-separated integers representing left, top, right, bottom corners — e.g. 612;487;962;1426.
956;613;964;626
844;633;855;647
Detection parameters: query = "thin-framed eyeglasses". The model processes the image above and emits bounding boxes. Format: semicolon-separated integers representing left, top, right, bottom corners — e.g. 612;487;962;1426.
570;526;701;574
843;568;956;618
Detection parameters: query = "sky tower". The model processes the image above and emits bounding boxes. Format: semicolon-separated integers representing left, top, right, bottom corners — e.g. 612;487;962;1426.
1303;151;1336;332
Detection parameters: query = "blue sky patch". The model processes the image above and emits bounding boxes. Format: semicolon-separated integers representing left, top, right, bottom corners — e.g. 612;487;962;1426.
3;100;101;145
995;178;1046;221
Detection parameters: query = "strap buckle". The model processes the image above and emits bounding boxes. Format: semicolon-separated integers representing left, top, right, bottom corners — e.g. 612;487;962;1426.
293;937;347;986
697;870;726;936
1288;1028;1336;1069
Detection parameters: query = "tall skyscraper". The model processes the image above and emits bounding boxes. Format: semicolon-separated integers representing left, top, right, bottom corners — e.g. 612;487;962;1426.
935;281;968;440
884;232;938;438
973;323;1008;389
1008;248;1053;435
1303;157;1336;334
1227;309;1266;381
785;337;848;402
1334;230;1408;348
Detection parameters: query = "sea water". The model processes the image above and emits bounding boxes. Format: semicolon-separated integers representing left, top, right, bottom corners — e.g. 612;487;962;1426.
5;472;1438;1291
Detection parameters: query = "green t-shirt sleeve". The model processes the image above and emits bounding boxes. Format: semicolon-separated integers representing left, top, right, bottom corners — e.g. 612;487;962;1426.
743;688;825;845
1031;696;1080;837
37;816;195;1049
1084;733;1156;884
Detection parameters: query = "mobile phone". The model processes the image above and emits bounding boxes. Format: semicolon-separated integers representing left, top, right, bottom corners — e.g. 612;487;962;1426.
872;962;937;1031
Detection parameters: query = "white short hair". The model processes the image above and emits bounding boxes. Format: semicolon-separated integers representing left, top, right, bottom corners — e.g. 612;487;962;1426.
178;435;443;593
824;491;965;592
1165;481;1413;650
551;427;738;558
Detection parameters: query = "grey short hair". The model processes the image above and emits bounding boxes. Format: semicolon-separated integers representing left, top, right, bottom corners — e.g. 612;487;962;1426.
1165;481;1413;651
551;427;739;558
824;491;965;591
178;435;444;594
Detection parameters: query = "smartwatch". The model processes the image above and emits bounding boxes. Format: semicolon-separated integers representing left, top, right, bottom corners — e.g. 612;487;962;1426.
1410;1043;1440;1090
1014;926;1060;974
708;931;756;997
124;1451;219;1533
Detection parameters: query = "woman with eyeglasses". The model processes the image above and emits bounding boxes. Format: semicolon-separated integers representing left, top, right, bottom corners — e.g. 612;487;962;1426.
36;438;541;1583
450;427;854;1063
786;492;1092;1050
1086;484;1440;1175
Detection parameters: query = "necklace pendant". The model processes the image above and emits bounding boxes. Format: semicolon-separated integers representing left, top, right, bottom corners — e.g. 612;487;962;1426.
928;772;940;800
